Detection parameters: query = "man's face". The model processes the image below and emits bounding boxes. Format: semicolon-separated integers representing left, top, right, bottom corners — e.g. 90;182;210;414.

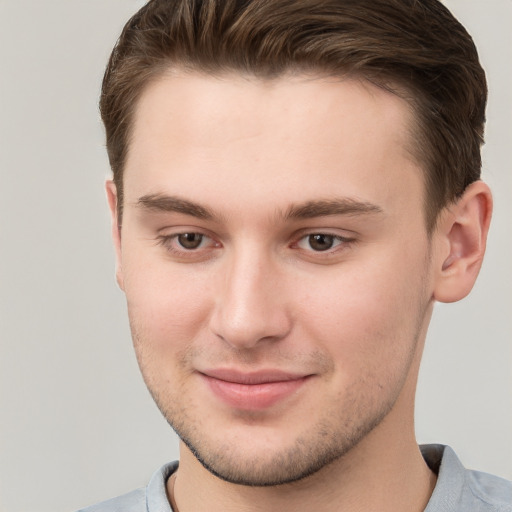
113;72;437;485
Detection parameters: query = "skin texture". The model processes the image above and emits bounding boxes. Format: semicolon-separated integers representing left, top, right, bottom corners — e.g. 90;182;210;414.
108;72;491;512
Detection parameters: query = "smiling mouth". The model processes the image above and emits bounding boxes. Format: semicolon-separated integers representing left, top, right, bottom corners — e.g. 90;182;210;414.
199;369;312;410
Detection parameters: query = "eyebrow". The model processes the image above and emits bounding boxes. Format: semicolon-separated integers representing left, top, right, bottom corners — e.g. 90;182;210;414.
136;193;383;221
137;194;216;220
283;198;383;219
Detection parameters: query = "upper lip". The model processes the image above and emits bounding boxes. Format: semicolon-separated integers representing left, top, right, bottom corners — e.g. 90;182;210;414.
199;368;310;385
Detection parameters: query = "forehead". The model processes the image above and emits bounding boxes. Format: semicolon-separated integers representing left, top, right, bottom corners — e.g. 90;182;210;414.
128;71;414;155
124;71;423;220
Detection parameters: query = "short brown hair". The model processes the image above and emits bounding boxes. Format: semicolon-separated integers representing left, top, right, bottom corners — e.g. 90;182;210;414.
100;0;487;231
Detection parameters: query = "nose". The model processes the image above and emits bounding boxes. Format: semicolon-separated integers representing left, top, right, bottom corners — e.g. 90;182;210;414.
209;247;292;350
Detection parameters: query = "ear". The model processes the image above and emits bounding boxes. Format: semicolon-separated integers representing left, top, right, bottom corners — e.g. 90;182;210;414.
106;180;125;291
433;181;492;303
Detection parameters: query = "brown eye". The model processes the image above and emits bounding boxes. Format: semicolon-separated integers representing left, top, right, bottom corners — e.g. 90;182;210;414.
308;234;335;251
177;233;204;249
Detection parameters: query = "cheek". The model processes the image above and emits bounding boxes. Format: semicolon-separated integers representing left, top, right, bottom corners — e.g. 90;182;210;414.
298;249;431;374
122;252;215;354
124;264;216;398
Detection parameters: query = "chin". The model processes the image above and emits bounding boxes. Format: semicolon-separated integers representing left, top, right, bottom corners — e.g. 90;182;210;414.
167;404;391;487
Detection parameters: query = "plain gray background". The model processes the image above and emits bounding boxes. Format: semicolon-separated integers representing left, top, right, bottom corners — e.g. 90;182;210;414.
0;1;510;511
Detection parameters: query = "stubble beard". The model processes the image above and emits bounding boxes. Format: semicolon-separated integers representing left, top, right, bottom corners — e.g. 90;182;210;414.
133;338;416;488
168;388;398;487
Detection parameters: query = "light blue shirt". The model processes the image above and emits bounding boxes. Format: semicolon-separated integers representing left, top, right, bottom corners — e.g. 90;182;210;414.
77;445;512;511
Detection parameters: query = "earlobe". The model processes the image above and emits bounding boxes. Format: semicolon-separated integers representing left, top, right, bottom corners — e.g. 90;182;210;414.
433;181;492;303
105;180;125;291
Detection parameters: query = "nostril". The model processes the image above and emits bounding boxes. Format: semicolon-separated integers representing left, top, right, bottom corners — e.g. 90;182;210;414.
209;301;291;349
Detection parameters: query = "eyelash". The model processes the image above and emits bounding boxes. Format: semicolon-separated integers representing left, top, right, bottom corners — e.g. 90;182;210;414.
293;233;353;253
156;232;219;256
156;231;354;259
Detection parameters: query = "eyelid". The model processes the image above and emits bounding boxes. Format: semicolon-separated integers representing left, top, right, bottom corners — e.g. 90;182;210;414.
296;234;343;250
292;227;355;242
156;229;222;260
291;230;356;255
159;231;217;246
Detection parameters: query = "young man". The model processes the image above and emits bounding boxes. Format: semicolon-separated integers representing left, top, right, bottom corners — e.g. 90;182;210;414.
81;0;511;510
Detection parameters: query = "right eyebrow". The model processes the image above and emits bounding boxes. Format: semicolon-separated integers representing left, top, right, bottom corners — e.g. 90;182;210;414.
136;194;215;220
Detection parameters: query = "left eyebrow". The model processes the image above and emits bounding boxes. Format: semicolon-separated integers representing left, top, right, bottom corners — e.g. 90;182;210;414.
283;198;384;220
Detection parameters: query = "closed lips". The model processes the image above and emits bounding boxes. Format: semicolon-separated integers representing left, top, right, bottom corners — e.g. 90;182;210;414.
199;369;312;410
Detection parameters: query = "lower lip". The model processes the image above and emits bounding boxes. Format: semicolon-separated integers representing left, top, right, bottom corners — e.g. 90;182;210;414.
201;374;310;410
